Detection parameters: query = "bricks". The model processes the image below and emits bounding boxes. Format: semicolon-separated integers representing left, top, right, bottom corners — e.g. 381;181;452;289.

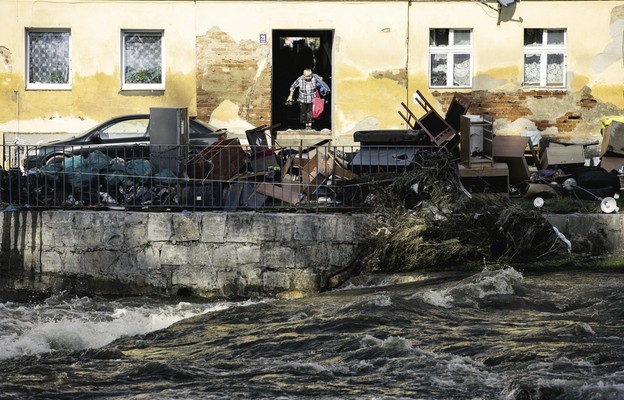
434;90;592;134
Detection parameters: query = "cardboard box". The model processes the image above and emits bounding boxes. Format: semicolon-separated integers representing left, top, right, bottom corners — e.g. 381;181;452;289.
599;156;624;173
540;143;585;169
600;120;624;157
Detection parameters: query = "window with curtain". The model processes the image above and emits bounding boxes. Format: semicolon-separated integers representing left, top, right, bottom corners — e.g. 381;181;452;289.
523;29;566;88
429;28;472;88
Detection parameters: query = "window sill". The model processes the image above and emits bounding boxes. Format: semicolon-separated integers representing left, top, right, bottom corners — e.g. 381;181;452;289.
26;84;72;91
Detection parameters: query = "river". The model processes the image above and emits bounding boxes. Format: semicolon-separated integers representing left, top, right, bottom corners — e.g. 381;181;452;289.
1;267;623;399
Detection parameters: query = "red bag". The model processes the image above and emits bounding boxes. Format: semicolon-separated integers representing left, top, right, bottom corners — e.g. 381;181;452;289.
312;90;324;119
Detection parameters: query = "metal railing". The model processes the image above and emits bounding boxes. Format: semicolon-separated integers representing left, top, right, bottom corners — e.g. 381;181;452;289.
1;142;439;211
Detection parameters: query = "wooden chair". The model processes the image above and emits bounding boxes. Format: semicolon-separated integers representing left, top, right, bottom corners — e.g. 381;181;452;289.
398;90;471;150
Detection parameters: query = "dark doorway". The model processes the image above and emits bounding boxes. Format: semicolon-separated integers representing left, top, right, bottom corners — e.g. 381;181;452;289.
272;30;333;131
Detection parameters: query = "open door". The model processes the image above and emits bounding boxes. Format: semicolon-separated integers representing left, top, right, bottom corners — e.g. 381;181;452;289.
272;30;333;131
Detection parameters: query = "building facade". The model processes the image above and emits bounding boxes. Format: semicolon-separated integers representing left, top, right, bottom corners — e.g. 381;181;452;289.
0;0;623;146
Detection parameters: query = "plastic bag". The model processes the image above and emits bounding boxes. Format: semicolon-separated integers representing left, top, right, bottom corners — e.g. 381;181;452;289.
312;90;324;119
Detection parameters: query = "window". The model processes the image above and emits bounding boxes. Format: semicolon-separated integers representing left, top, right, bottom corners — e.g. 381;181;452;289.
100;118;149;140
429;29;472;88
122;30;164;90
26;29;71;90
523;29;566;88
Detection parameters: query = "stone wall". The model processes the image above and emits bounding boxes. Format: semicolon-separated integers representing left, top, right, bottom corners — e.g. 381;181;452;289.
545;214;624;257
1;210;622;300
0;211;369;299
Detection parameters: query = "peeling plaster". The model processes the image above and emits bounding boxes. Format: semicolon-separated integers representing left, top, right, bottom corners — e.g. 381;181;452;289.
0;47;12;72
525;96;579;121
0;70;196;133
592;5;624;73
196;27;270;126
209;99;255;134
371;68;407;87
500;87;623;142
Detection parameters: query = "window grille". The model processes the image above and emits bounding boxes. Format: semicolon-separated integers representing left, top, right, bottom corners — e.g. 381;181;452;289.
26;30;71;90
122;31;164;90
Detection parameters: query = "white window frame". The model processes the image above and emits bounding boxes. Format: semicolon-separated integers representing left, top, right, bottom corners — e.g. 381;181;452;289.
428;28;473;88
26;28;72;91
523;29;567;88
121;30;165;91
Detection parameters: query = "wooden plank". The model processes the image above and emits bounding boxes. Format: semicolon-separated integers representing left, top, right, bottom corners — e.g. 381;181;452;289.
458;163;509;177
492;135;530;158
255;182;305;205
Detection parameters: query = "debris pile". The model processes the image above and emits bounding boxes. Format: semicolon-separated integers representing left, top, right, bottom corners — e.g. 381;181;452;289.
334;151;570;280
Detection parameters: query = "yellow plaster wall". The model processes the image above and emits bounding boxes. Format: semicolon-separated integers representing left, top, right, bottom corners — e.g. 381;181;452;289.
193;2;411;139
0;0;198;136
409;1;624;109
1;0;622;142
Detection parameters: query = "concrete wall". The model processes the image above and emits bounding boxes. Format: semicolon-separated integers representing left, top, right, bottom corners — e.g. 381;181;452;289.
0;211;369;299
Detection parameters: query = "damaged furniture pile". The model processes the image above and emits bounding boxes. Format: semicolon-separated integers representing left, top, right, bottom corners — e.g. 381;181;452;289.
352;91;624;213
3;124;360;209
3;95;624;212
187;124;357;210
520;117;624;211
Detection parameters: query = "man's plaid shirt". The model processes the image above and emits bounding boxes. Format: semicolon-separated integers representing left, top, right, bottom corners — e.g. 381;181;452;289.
290;75;317;104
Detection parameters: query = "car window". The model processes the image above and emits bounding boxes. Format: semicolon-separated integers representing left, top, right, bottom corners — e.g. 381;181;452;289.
190;118;217;134
101;119;149;139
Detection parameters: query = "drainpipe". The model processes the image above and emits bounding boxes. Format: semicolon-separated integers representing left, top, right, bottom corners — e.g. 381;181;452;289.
406;1;412;108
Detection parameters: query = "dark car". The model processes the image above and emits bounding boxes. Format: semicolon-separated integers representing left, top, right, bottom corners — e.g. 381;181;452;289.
22;114;227;169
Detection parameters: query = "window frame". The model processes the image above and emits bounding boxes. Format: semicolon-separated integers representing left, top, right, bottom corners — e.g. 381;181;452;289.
523;28;567;88
428;28;473;89
121;29;165;91
25;28;72;91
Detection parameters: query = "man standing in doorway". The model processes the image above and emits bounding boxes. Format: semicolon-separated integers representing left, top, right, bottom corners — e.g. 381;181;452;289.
287;68;319;131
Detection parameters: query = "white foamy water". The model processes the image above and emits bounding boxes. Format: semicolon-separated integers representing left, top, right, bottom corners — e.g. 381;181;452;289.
420;267;524;308
0;295;245;360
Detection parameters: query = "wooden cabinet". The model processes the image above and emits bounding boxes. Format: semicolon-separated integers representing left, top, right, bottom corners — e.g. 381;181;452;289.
460;114;494;167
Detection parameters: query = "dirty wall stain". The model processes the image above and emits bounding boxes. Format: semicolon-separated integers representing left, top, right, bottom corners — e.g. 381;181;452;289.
0;47;12;73
335;64;407;131
592;5;624;73
0;70;196;132
474;66;522;90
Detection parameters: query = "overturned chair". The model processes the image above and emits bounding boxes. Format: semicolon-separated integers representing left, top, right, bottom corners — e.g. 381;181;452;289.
398;90;471;152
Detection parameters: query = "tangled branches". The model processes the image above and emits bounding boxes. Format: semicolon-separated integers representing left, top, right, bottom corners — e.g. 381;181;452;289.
355;152;569;273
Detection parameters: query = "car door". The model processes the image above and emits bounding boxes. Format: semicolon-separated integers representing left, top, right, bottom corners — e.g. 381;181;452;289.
89;117;150;160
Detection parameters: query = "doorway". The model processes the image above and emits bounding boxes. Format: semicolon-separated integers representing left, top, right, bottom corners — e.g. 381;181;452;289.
272;30;333;131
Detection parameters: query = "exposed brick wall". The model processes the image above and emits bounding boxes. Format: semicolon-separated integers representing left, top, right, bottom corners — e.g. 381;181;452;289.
196;29;272;126
433;90;599;135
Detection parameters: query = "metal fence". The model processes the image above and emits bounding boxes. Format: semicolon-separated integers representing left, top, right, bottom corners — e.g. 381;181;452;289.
1;141;439;211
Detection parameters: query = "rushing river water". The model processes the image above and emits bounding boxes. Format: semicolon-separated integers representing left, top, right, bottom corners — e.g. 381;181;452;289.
1;267;623;399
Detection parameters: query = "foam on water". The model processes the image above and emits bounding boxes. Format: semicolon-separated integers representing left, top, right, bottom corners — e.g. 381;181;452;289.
420;267;524;308
0;295;242;360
